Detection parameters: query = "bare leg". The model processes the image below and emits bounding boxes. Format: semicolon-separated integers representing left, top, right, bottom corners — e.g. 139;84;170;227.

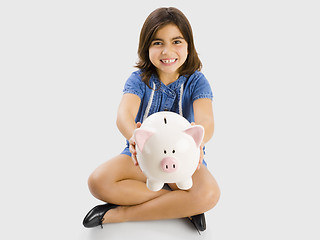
88;154;220;224
88;154;171;205
103;165;220;223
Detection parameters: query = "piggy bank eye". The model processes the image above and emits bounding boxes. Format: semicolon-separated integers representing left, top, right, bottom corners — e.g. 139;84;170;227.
164;150;167;154
172;150;175;154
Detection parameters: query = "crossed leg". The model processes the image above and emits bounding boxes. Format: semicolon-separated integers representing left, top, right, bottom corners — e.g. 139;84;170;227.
88;154;220;223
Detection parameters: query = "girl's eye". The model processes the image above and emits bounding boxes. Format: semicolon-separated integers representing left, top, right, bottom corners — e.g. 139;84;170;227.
153;41;162;46
173;40;182;44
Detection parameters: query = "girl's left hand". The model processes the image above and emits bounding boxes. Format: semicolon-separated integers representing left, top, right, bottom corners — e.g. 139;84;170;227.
191;122;204;170
197;142;204;170
129;122;142;166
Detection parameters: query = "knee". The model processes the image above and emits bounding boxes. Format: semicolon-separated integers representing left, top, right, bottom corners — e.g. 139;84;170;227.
87;169;110;200
192;182;220;212
87;171;100;196
205;183;221;210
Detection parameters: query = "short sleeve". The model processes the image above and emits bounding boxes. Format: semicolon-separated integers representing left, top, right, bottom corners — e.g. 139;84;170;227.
122;71;145;100
190;72;213;102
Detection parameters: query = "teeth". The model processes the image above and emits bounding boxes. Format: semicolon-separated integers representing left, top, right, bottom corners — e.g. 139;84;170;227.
162;59;176;63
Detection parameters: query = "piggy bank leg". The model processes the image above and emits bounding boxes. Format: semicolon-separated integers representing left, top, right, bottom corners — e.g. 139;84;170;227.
177;178;193;190
147;179;164;191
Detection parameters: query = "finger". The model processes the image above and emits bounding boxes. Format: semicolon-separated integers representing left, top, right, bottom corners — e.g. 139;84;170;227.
132;156;136;164
136;122;142;128
200;150;204;160
129;145;136;155
132;155;139;166
129;137;136;145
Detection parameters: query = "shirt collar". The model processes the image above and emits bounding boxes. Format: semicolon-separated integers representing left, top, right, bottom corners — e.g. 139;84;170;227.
151;74;187;91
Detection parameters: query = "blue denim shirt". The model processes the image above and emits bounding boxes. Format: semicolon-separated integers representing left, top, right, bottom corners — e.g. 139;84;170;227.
121;70;213;165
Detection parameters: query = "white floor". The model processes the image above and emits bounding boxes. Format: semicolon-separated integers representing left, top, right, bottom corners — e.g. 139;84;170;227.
79;218;212;240
3;151;319;240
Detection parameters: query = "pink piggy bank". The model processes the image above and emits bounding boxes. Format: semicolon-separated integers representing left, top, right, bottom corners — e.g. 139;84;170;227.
133;111;204;191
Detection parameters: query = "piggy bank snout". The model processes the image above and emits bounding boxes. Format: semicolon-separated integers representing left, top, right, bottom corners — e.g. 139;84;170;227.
161;157;178;173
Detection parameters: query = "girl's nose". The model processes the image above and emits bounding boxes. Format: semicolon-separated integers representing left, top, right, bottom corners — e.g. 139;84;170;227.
161;45;171;55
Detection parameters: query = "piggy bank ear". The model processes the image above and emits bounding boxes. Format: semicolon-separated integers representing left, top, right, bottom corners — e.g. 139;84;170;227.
184;125;204;148
134;129;154;152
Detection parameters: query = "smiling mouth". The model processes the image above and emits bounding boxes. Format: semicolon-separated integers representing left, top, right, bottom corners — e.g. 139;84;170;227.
160;58;177;64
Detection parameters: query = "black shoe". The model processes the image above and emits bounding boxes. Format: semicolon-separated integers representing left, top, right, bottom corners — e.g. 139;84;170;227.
83;203;118;228
189;213;206;232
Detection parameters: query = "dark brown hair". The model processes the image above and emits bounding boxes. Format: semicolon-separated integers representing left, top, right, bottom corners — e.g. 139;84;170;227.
136;7;202;88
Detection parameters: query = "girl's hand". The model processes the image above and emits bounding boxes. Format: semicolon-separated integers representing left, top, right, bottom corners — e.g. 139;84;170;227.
197;142;204;170
129;122;141;166
191;122;204;170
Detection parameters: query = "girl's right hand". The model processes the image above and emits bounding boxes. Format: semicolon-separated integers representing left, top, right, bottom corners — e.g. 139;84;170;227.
129;122;142;166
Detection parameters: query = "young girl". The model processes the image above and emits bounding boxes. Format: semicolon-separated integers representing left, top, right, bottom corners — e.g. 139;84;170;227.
83;7;220;231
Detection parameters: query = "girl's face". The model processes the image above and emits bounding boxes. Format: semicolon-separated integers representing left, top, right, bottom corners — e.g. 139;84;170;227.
149;23;188;83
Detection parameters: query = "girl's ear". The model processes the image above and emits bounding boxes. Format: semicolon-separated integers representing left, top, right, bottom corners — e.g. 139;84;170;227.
184;125;204;148
134;129;154;152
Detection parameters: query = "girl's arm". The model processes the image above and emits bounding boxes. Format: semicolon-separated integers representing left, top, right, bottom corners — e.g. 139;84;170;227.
116;93;141;141
193;98;214;144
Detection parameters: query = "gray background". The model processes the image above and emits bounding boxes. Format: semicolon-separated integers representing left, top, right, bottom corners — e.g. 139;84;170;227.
1;0;319;239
